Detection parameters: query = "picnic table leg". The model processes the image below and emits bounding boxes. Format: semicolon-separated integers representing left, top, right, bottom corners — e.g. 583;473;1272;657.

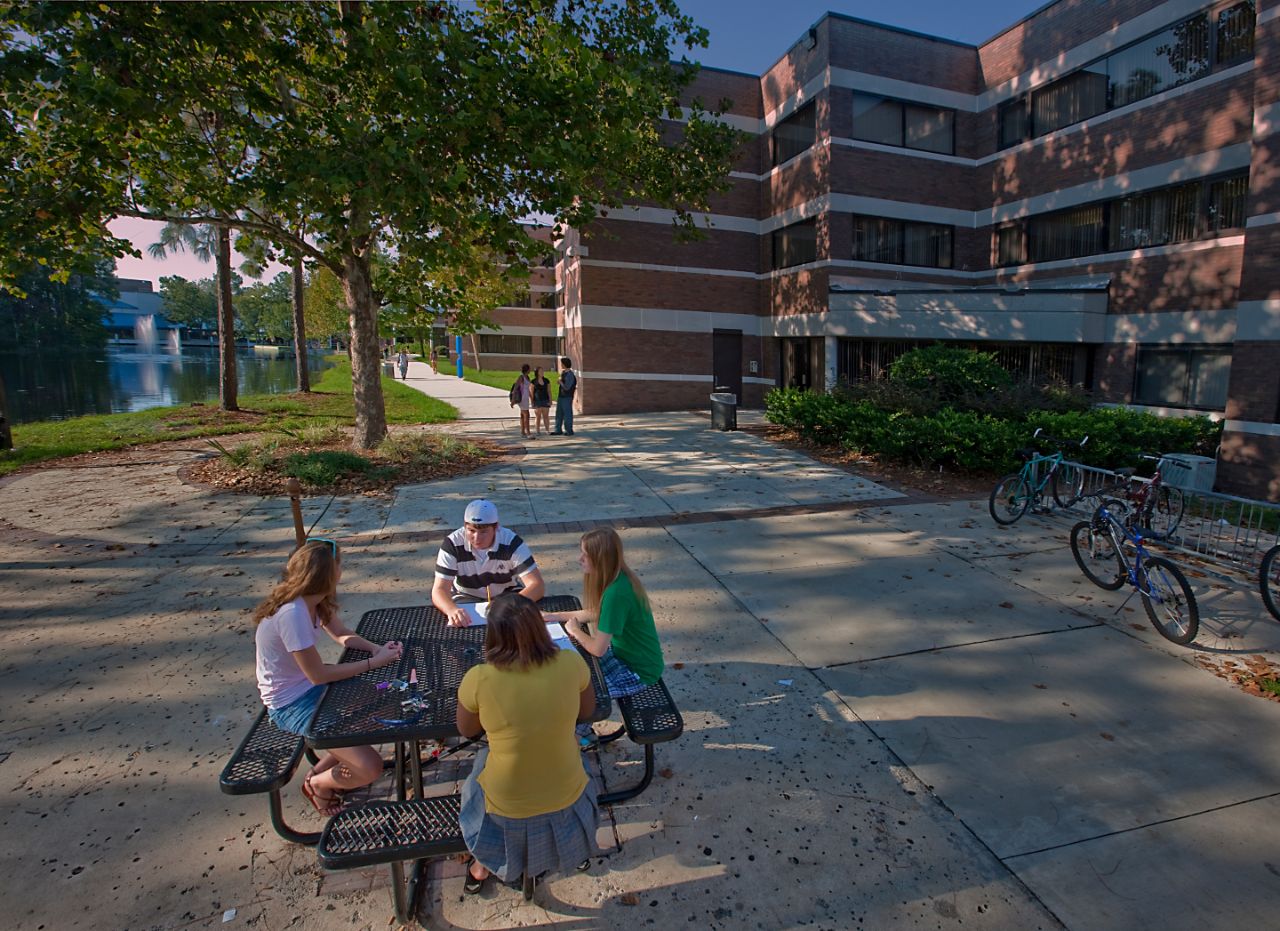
267;788;321;846
598;745;655;806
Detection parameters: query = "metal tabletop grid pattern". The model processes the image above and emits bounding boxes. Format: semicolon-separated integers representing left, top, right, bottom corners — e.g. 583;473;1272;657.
307;596;608;748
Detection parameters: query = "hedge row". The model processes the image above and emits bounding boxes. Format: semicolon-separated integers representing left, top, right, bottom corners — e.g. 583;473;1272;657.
765;388;1222;474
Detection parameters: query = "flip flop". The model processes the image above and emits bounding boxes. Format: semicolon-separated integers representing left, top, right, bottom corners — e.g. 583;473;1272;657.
463;858;489;895
302;772;343;816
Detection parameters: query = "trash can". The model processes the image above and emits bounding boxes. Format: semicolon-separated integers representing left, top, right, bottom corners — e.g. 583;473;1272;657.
710;391;737;431
382;361;395;378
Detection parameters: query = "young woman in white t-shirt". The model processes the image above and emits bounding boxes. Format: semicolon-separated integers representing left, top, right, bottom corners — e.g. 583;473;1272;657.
253;540;402;815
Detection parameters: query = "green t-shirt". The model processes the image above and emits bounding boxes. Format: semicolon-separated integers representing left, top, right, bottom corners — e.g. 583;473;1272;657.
597;573;664;685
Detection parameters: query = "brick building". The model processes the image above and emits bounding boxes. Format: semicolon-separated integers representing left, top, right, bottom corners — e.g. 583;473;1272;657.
480;0;1278;500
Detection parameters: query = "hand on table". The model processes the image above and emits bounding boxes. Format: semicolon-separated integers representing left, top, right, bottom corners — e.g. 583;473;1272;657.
446;607;470;627
371;641;403;668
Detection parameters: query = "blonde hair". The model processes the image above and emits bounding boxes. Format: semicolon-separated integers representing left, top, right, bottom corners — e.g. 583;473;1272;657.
252;541;341;627
581;527;649;618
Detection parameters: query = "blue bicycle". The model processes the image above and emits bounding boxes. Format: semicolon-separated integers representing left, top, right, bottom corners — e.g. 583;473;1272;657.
1069;498;1200;645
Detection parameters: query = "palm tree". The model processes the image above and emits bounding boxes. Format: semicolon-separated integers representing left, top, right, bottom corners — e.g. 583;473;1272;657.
149;222;239;410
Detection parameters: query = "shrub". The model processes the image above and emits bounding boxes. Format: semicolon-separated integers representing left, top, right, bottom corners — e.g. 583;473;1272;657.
282;450;378;485
887;345;1013;403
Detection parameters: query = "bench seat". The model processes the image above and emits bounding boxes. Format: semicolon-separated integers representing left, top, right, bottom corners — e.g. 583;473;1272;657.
219;707;319;845
318;796;467;870
598;678;683;805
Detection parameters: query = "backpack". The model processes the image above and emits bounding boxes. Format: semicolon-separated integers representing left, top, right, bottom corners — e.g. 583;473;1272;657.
509;379;522;405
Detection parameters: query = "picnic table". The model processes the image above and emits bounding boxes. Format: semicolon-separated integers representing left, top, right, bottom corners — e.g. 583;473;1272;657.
304;595;612;922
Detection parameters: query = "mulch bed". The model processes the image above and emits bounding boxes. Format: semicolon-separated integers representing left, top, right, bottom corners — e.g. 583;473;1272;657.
184;435;513;497
749;423;995;500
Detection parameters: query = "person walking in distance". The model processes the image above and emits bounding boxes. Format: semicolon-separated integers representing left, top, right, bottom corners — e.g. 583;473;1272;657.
397;348;409;380
429;346;439;375
510;363;535;439
551;357;577;436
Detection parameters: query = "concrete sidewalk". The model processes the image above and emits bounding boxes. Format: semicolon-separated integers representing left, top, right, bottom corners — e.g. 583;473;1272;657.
2;411;1278;931
394;356;515;421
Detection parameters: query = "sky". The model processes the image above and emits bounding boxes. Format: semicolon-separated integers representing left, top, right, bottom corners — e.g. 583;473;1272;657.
111;0;1050;289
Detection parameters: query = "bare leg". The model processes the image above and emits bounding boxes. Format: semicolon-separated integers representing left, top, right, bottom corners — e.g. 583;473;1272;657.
308;744;383;803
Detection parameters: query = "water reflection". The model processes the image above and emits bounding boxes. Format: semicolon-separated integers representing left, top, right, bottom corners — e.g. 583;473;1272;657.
1;347;333;424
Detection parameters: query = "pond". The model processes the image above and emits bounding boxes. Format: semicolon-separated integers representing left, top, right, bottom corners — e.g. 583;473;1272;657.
0;346;334;424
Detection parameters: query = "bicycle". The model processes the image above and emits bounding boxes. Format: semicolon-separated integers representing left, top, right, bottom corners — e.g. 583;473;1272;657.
1261;543;1280;622
988;428;1088;525
1088;454;1189;541
1069;497;1200;644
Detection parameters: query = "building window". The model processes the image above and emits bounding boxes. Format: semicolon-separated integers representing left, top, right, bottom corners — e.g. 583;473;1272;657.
772;103;816;166
1135;346;1231;409
1208;174;1248;231
537;291;557;309
852;93;955;155
996;224;1026;266
1217;1;1256;63
997;170;1249;265
1028;204;1105;263
852;215;953;268
772;219;818;269
837;339;1083;387
1108;181;1200;251
476;334;533;354
996;5;1252;147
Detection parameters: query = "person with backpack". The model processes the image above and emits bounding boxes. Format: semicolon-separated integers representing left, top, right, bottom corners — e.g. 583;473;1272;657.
510;363;534;439
551;357;577;436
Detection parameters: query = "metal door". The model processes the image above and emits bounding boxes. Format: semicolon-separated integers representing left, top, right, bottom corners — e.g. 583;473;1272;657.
712;329;743;400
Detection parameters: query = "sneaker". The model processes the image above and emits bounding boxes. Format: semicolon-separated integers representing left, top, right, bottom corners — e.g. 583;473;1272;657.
550;431;563;435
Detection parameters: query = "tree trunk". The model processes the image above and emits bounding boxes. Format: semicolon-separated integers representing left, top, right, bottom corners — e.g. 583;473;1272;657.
341;252;387;448
469;333;481;373
216;226;238;411
0;371;13;450
291;256;310;393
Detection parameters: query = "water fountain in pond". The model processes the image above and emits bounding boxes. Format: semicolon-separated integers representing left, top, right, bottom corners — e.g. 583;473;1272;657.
167;327;182;353
133;314;157;354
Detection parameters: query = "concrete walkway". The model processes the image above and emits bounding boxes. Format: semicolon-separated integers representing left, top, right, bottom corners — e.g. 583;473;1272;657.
2;400;1279;931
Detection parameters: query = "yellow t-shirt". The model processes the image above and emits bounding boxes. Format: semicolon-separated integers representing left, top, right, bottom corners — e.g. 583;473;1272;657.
457;650;590;818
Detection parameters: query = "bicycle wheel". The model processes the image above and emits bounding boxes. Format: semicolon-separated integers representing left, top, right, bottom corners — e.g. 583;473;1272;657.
1139;555;1199;645
1261;545;1280;622
1069;520;1126;590
1141;486;1185;540
989;473;1032;525
1052;462;1085;508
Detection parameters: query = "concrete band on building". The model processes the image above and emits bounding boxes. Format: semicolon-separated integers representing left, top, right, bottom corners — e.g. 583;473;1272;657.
468;0;1280;501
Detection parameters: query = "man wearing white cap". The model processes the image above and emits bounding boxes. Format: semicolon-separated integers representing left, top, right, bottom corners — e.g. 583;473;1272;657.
432;499;545;626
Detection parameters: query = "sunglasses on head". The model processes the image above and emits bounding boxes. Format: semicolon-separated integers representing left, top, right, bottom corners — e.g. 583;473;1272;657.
306;537;338;558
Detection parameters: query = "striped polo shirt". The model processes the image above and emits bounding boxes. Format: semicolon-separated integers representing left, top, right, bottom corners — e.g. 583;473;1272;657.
435;526;537;600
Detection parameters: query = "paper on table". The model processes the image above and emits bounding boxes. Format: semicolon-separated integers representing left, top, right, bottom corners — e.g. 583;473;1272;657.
459;602;490;626
546;621;575;651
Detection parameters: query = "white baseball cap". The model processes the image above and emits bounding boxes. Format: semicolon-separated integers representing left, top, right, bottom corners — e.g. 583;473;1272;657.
464;499;499;525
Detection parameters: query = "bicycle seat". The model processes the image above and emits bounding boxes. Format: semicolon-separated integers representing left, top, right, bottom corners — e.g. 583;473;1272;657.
1115;467;1136;479
1015;447;1037;461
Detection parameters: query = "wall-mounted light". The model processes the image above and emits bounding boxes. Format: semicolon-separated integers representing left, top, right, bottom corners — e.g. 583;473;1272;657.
805;28;818;50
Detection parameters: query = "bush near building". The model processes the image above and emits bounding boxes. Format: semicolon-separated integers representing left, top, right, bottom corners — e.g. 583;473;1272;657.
765;347;1222;474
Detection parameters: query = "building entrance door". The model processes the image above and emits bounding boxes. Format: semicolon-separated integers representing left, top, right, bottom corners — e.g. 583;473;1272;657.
783;338;812;390
712;329;743;400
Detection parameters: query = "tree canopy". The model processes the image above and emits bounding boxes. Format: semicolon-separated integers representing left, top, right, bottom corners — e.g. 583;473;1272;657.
0;1;741;445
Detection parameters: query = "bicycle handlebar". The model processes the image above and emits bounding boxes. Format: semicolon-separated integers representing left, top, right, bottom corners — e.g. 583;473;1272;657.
1140;454;1191;470
1031;427;1088;450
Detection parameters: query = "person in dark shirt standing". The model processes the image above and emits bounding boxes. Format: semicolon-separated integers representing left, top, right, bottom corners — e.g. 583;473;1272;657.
551;356;577;436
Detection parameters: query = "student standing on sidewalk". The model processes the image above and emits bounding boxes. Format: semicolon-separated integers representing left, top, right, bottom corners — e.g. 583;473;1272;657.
531;366;552;437
552;357;577;436
397;348;409;380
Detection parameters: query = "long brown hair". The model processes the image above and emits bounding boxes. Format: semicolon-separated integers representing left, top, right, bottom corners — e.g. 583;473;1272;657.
484;593;557;670
581;527;649;618
252;541;341;627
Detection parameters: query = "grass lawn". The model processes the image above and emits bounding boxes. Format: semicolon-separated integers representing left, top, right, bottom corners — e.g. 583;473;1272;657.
0;355;457;476
460;365;561;399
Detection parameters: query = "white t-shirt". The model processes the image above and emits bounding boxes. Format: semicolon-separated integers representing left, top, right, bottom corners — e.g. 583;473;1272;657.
255;597;318;710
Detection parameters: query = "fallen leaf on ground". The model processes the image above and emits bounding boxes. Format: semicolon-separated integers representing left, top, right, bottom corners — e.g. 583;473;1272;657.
1100;732;1115;741
998;601;1014;609
619;893;639;906
659;767;674;779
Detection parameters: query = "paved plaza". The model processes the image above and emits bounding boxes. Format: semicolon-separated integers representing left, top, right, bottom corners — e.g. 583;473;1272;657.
2;360;1279;930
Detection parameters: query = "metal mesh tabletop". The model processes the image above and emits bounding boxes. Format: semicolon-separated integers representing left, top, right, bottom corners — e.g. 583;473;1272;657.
306;596;609;749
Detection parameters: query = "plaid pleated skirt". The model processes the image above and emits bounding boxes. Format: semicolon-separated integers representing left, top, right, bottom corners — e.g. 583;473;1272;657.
460;747;599;883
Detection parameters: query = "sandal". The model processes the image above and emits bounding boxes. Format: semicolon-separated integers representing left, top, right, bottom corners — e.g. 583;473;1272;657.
301;772;343;816
463;859;489;895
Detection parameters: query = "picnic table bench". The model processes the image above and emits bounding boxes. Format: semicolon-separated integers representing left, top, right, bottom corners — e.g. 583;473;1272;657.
218;708;320;846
